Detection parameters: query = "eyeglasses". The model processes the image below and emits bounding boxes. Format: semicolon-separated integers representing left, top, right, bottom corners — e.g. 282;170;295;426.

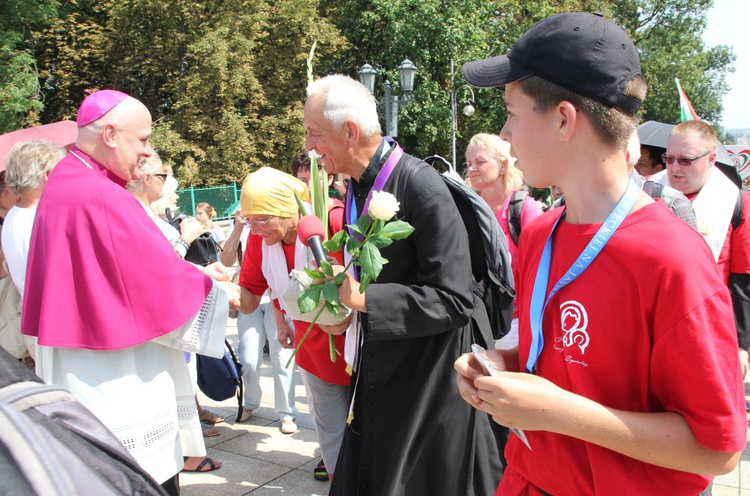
152;173;168;182
661;151;712;167
242;215;274;227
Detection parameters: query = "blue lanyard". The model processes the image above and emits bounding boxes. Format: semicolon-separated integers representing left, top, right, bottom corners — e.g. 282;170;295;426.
526;178;640;373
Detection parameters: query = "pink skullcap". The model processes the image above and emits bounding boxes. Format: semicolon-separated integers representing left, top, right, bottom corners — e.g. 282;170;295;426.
76;89;129;127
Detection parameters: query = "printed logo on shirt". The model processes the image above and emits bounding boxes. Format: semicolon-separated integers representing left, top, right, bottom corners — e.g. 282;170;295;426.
560;300;590;356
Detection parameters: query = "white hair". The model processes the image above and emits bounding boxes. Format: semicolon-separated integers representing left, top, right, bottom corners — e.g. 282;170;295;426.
150;174;179;216
126;152;163;193
307;75;382;139
626;130;641;170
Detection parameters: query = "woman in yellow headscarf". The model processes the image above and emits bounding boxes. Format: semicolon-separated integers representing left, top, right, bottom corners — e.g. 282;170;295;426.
237;167;349;482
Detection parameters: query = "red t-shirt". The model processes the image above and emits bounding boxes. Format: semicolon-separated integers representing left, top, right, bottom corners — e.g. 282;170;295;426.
502;202;746;495
238;203;349;385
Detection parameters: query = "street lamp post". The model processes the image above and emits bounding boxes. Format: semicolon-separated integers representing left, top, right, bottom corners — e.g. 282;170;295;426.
358;59;417;137
450;58;476;172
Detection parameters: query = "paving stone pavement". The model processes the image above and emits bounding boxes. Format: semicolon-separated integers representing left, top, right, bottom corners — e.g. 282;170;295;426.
183;318;750;495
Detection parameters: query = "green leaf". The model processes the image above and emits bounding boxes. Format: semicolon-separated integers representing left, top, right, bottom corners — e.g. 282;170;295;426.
368;235;393;249
347;221;366;237
309;155;329;236
322;281;340;308
380;220;415;240
306;41;317;84
359;273;372;293
298;284;322;314
319;259;333;277
294;191;310;216
355;214;372;235
325;300;338;316
346;237;362;256
324;230;346;253
304;267;326;280
358;243;384;282
333;272;348;286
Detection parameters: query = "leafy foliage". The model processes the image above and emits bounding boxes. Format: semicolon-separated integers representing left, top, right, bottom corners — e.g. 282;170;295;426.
0;0;60;132
0;0;737;182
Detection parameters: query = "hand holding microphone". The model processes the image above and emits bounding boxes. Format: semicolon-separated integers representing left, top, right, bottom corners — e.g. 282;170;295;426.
297;215;328;266
296;215;366;312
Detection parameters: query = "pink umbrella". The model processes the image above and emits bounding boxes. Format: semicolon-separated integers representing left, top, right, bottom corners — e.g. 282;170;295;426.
0;120;78;171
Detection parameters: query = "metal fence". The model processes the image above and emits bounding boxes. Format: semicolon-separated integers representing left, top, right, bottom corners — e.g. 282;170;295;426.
175;184;241;220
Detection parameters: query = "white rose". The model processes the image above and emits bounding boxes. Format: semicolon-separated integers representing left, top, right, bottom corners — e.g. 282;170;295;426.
369;191;400;221
308;149;321;160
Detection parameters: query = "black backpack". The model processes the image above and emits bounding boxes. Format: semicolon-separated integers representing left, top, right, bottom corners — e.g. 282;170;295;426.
165;209;221;266
507;190;528;247
404;157;516;341
0;348;167;496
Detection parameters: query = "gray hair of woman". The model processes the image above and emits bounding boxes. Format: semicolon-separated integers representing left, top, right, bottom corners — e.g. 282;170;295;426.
4;140;66;196
306;74;382;140
126;152;164;193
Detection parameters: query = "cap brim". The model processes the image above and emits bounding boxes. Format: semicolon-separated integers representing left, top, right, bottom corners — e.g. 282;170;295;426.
462;54;533;89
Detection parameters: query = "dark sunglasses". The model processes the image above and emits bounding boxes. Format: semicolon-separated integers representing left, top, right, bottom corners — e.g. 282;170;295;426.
661;151;711;167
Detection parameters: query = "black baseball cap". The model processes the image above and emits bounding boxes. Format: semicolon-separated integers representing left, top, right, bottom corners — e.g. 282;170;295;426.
462;12;643;115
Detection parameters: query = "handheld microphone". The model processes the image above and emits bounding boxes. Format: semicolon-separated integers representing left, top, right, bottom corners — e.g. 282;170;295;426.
297;215;328;266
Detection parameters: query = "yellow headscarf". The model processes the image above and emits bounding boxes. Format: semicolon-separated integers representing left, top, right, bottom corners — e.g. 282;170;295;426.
240;167;310;217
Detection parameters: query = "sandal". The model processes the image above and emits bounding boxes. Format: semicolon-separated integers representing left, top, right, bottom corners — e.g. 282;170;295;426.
183;456;222;472
201;422;220;438
313;459;328;481
199;409;225;424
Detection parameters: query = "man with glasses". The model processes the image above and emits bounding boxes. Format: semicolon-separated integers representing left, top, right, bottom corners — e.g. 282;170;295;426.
651;120;750;376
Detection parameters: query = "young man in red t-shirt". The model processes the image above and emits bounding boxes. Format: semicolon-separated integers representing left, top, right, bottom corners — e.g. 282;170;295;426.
455;12;746;495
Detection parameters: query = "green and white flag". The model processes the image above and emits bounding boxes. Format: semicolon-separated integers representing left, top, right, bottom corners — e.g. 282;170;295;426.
675;78;700;122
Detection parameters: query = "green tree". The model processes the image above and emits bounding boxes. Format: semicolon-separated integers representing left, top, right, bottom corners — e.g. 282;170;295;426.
4;0;736;184
33;0;113;123
0;0;60;132
609;0;735;125
30;0;346;186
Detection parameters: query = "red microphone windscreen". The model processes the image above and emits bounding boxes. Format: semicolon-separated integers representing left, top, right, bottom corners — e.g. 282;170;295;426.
297;215;326;246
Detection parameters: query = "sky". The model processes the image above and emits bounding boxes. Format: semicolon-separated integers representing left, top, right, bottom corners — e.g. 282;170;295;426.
703;0;750;129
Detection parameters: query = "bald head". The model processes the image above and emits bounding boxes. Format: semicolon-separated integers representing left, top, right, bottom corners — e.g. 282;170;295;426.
76;96;154;182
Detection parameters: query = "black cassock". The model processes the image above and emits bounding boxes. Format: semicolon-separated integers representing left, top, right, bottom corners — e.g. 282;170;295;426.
330;142;504;496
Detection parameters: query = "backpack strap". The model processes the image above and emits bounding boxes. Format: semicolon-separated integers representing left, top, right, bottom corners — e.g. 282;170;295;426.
642;180;663;201
507;190;527;248
644;180;683;210
732;190;743;229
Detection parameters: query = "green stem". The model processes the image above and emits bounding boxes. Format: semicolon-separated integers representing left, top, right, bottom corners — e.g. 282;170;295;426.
286;303;328;368
289;217;378;368
329;334;336;362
